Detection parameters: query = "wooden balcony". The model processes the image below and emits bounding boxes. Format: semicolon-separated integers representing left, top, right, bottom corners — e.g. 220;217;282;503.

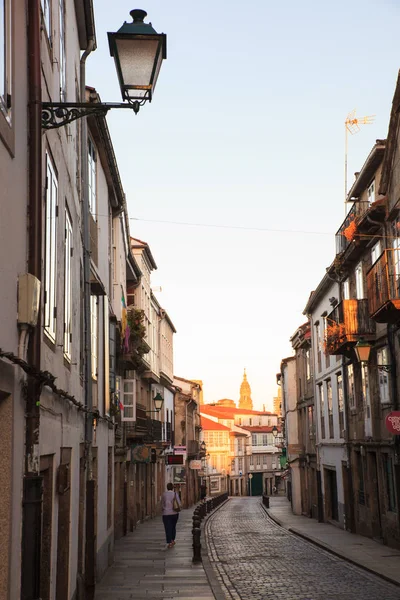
367;249;400;323
325;299;375;355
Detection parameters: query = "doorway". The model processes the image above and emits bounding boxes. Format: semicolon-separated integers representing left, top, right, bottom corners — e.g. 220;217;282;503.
324;467;338;522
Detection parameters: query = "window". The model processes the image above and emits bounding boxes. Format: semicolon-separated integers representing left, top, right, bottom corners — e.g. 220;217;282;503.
263;454;267;465
64;208;73;360
326;380;334;438
361;363;371;419
44;154;58;342
59;0;66;101
121;379;136;421
371;241;381;265
256;455;261;466
319;384;325;439
262;434;268;446
367;180;375;205
306;349;311;380
88;136;97;216
393;219;400;276
377;347;390;404
249;455;254;466
343;279;350;300
0;0;11;118
383;454;397;512
90;295;98;379
337;374;344;435
315;322;322;372
308;406;314;437
348;364;355;409
355;262;364;299
251;434;257;446
249;418;252;426
238;458;243;471
41;0;51;41
237;438;243;452
109;320;116;393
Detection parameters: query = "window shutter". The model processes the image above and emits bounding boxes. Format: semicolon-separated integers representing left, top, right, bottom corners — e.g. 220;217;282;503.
122;379;136;422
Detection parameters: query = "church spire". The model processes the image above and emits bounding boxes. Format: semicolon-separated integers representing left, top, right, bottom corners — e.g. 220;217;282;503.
239;368;253;410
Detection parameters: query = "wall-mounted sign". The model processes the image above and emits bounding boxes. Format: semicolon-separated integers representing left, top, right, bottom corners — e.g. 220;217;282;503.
172;467;186;484
174;445;186;454
386;411;400;435
189;460;202;470
166;454;184;465
209;477;220;492
288;444;304;455
131;445;150;463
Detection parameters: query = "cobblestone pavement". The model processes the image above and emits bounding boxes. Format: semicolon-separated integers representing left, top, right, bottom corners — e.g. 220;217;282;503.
205;498;400;600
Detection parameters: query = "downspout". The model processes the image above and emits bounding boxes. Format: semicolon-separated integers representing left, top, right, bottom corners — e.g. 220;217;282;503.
21;1;43;598
80;37;96;600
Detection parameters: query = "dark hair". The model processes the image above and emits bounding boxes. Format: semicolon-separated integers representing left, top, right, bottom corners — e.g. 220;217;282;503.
167;482;173;491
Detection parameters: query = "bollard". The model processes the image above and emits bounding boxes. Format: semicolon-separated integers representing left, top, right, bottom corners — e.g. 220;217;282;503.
192;526;202;563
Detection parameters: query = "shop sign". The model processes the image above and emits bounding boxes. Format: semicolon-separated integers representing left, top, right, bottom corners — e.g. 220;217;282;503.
172;467;186;484
174;445;186;454
131;445;150;463
189;460;202;470
385;411;400;435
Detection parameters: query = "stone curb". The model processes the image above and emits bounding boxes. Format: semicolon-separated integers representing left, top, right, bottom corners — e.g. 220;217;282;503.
260;502;400;589
200;499;230;600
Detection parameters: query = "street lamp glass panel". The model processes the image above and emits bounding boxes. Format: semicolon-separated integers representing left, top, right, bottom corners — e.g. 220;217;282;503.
354;341;372;363
113;37;163;100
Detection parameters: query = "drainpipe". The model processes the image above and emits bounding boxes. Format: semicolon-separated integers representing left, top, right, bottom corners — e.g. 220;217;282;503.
80;37;96;600
21;1;43;598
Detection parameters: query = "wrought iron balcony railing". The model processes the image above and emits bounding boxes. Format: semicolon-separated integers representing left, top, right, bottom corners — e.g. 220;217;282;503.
325;299;375;355
335;201;369;255
367;248;400;323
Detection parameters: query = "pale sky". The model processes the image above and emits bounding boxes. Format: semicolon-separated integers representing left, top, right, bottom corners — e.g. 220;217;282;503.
88;0;400;410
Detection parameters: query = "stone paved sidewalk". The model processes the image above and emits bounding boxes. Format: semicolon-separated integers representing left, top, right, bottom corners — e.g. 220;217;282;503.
265;495;400;587
94;507;216;600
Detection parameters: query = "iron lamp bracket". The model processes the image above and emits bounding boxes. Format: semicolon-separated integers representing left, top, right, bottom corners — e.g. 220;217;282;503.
42;100;145;130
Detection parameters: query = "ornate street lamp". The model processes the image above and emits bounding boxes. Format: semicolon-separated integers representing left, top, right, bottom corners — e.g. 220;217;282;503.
153;392;164;412
108;9;167;105
42;9;167;129
354;340;372;363
271;425;278;438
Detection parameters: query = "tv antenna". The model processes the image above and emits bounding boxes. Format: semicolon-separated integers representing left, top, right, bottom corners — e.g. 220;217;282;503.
344;110;375;213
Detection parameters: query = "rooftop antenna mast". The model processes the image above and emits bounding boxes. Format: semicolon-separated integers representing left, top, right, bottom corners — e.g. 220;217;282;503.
345;109;375;214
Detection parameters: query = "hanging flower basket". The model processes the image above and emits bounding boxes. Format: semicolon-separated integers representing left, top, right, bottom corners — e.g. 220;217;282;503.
324;322;346;353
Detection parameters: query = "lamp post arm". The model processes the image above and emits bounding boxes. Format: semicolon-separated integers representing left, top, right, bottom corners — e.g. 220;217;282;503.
42;101;142;129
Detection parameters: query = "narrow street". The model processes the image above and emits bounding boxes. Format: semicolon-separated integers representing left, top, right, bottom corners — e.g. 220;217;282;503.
205;498;400;600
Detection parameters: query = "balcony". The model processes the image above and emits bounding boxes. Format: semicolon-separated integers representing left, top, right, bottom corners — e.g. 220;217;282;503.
125;404;163;442
367;249;400;323
325;299;375;355
335;201;369;255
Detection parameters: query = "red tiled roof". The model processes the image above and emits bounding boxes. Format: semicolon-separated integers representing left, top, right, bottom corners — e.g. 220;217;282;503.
201;405;273;418
240;426;281;433
200;415;231;431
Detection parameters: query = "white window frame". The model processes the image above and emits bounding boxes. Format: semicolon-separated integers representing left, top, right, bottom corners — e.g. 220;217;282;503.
40;0;51;43
392;219;400;277
63;208;73;360
90;295;98;380
343;278;350;300
88;136;97;216
121;378;136;422
361;363;371;418
59;0;66;101
348;364;355;409
377;347;390;404
367;180;375;205
371;241;381;266
44;154;58;342
355;262;364;299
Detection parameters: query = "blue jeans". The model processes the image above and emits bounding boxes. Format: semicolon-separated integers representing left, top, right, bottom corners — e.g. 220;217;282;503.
163;514;179;543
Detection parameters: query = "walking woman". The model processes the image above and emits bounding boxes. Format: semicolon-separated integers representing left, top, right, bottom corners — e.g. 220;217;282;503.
162;482;182;549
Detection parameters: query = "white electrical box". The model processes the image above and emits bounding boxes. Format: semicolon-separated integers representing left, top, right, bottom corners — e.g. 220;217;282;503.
18;273;41;326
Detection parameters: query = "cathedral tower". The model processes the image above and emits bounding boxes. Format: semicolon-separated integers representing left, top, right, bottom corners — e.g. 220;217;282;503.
239;369;253;410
